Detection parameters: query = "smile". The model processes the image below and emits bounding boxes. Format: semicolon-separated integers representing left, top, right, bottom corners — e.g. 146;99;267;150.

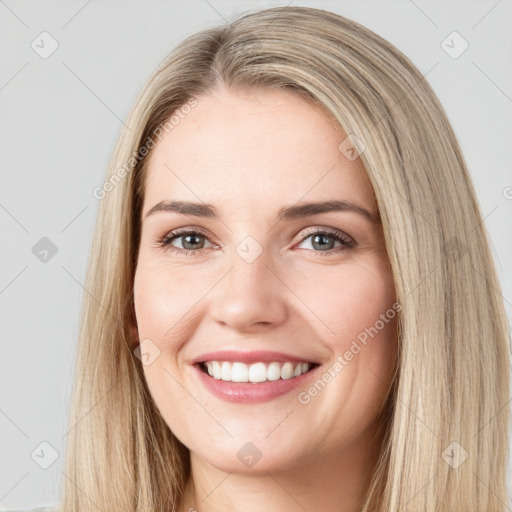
193;360;321;403
199;361;316;383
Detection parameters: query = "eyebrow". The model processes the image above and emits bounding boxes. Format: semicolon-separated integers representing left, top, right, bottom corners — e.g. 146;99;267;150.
144;200;380;223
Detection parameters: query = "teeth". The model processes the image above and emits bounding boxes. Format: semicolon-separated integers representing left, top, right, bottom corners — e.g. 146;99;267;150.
202;361;313;383
281;362;294;380
232;362;248;382
221;361;231;381
267;362;281;381
249;362;267;383
212;361;221;379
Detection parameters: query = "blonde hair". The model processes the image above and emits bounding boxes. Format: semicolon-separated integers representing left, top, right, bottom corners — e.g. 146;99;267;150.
61;6;510;511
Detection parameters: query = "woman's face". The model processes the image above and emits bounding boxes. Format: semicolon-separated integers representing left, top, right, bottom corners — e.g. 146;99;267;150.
133;87;398;473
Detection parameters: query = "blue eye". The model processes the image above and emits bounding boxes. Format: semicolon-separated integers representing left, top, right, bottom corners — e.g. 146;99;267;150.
296;229;355;253
157;227;355;257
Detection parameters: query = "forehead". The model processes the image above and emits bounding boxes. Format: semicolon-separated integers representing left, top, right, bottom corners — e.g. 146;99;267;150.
142;87;375;214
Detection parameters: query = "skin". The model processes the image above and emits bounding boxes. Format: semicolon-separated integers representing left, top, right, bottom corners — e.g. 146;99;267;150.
133;86;398;512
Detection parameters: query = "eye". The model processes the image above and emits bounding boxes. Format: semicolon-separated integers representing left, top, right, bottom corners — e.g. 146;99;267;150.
295;228;356;255
158;229;216;257
157;227;356;257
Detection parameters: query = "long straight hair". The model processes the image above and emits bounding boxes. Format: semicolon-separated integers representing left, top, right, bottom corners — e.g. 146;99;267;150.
61;6;510;511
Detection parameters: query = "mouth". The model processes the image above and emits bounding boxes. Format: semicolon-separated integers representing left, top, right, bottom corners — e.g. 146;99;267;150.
196;360;320;383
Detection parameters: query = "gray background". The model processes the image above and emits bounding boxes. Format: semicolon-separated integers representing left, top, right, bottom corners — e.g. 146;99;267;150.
1;0;511;509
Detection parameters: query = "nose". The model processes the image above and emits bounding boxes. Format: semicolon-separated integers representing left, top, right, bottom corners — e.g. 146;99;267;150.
208;247;289;332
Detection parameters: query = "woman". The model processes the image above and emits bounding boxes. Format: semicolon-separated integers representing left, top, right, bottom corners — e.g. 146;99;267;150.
17;5;509;512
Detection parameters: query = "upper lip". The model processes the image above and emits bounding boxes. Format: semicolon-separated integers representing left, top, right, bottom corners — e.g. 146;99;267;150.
191;350;320;365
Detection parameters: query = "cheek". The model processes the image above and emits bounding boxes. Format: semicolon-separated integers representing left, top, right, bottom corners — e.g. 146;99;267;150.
290;259;398;394
133;261;204;352
290;258;397;342
134;263;194;423
291;264;398;443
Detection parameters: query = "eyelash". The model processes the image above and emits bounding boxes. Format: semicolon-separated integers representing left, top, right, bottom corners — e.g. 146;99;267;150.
156;227;356;258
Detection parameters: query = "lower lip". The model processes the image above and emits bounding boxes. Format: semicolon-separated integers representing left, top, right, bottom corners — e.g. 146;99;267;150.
192;363;321;403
